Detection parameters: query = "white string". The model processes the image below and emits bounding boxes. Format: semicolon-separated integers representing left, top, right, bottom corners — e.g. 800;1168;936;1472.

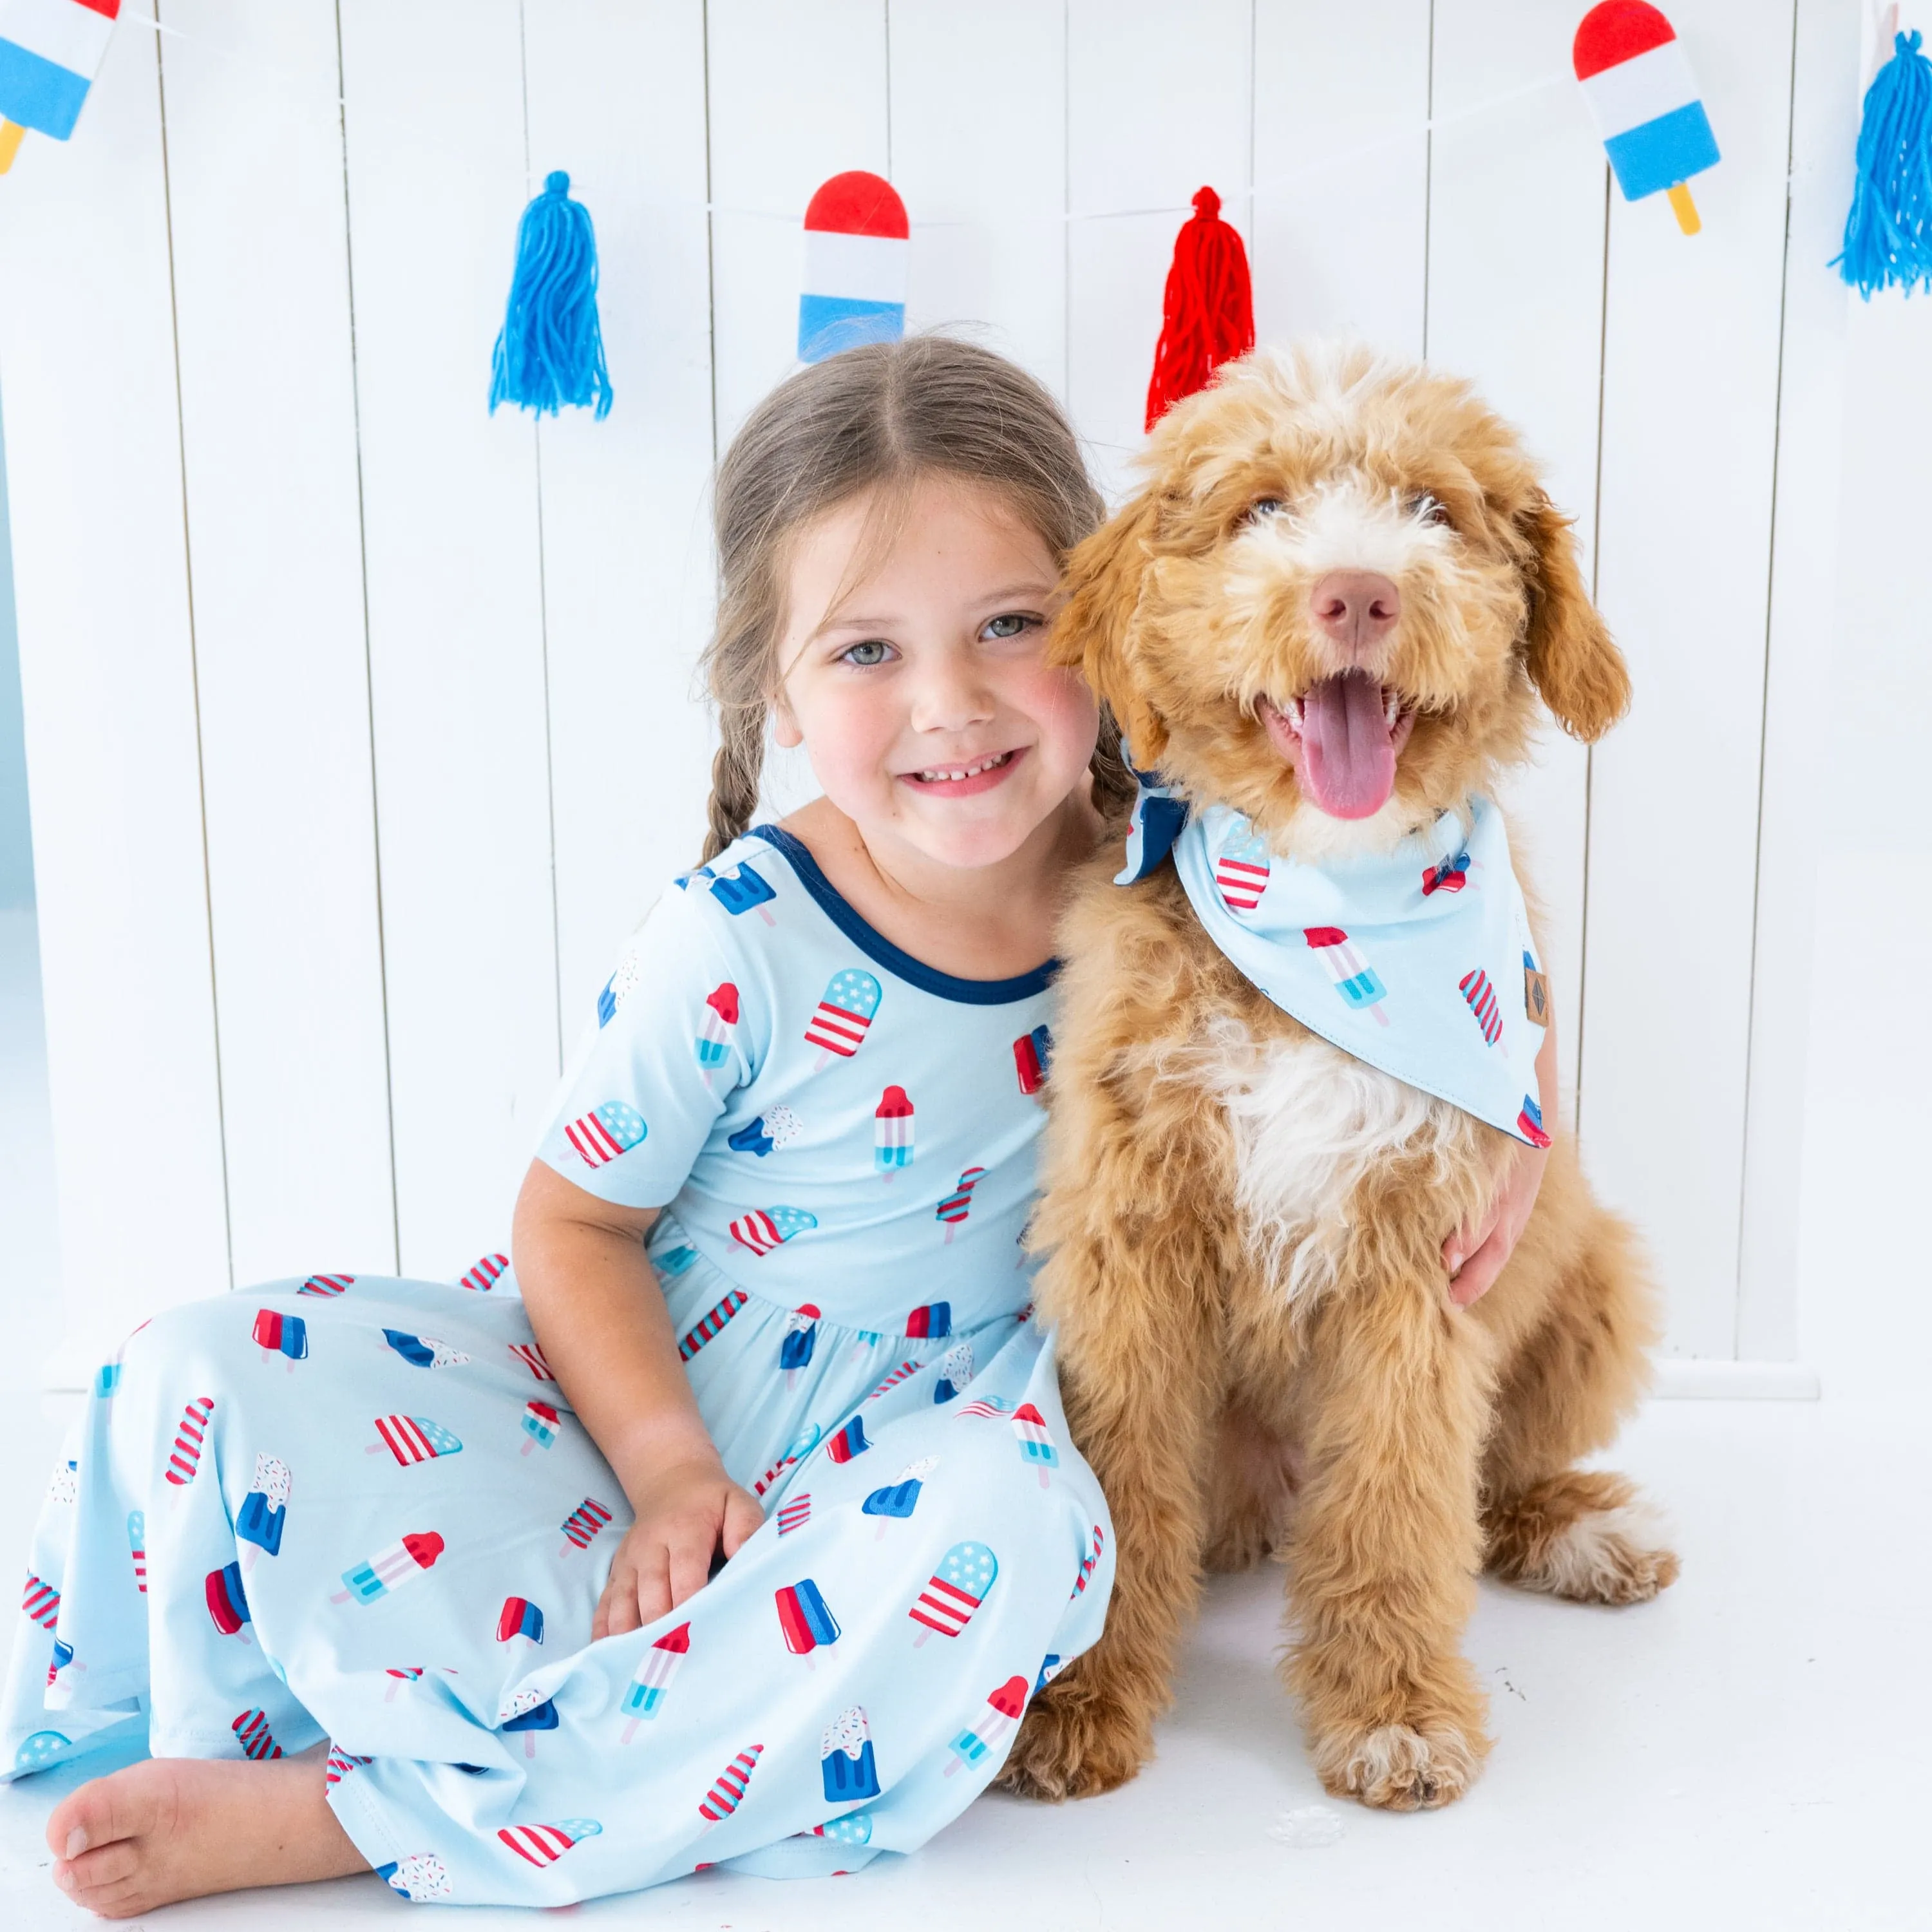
113;7;1582;227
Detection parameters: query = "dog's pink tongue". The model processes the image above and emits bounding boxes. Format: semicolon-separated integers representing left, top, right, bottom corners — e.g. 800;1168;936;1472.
1299;670;1396;820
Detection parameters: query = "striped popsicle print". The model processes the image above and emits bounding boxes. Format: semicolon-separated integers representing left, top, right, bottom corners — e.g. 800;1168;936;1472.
1458;968;1504;1045
699;1745;763;1826
22;1574;59;1629
165;1397;216;1486
678;1289;748;1361
232;1709;282;1760
298;1273;354;1298
560;1498;614;1553
459;1253;509;1293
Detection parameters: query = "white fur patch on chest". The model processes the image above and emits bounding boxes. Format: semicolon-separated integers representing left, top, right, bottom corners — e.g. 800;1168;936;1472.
1188;1021;1475;1302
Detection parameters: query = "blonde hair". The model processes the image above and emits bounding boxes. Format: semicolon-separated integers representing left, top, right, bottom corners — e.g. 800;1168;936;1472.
698;335;1133;862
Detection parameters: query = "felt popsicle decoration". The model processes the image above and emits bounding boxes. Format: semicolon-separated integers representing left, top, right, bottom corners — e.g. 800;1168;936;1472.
1572;2;1721;235
799;171;909;364
0;0;121;175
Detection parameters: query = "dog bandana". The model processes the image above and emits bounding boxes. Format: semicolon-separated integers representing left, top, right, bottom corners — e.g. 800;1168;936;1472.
1117;775;1551;1146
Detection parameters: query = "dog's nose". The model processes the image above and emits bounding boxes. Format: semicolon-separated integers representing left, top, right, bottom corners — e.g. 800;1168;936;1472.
1309;571;1401;656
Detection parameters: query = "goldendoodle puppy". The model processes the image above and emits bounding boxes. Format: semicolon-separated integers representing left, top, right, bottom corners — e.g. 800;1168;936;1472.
1001;343;1678;1813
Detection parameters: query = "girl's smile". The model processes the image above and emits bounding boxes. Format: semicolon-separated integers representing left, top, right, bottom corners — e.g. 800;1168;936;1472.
900;746;1025;793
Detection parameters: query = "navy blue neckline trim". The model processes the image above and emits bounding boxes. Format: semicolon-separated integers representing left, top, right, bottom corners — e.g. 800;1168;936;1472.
744;824;1056;1005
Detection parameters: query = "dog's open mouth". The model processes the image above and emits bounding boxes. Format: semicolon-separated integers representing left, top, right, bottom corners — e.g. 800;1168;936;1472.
1259;670;1417;820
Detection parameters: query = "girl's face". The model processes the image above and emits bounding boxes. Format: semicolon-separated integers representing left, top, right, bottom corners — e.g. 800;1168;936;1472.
773;476;1100;874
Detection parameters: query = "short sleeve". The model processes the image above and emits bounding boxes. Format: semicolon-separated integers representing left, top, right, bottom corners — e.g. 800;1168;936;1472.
534;886;748;1209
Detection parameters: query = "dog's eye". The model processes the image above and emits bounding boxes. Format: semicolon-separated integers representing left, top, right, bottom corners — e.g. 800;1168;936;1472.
1409;493;1454;529
1242;497;1287;525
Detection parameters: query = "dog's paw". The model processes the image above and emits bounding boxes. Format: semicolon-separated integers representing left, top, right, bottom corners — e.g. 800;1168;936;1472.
1312;1720;1485;1812
995;1677;1153;1802
1516;1501;1680;1605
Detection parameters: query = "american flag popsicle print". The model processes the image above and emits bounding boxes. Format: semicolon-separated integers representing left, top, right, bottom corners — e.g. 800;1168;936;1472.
232;1709;282;1760
805;969;882;1065
730;1204;817;1257
508;1340;556;1381
367;1415;463;1465
126;1511;146;1593
910;1540;998;1645
699;1745;763;1828
498;1819;603;1867
1213;826;1272;913
564;1101;647;1168
560;1497;614;1554
165;1396;215;1486
954;1396;1013;1421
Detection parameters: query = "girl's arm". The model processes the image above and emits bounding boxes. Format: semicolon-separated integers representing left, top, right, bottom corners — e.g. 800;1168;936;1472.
512;1159;762;1635
1443;1008;1560;1309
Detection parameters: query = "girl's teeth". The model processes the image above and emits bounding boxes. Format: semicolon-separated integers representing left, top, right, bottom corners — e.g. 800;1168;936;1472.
918;753;1007;782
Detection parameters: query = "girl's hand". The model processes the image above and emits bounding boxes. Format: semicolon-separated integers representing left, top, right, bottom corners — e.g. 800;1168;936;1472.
1443;1135;1548;1308
592;1455;764;1638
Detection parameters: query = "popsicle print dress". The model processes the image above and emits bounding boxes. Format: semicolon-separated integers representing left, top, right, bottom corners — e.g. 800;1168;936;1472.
0;826;1115;1906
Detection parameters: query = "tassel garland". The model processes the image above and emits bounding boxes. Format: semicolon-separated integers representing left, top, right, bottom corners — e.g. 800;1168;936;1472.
1835;28;1932;298
489;171;614;419
1144;186;1255;431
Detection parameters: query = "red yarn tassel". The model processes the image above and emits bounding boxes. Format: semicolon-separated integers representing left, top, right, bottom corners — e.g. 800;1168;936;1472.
1144;186;1255;431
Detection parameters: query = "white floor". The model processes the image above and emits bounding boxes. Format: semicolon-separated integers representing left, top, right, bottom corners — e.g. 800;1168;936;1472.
3;867;1928;1931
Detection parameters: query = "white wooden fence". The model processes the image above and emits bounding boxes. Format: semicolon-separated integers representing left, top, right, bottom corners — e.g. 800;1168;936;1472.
0;0;1866;1385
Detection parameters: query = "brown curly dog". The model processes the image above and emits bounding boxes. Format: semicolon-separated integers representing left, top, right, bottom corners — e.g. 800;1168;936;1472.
1000;344;1678;1814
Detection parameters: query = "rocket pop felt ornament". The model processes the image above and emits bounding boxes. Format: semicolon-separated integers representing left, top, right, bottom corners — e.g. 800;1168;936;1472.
0;0;120;175
489;171;613;419
1144;187;1255;431
799;171;909;363
1835;15;1932;298
1572;2;1721;235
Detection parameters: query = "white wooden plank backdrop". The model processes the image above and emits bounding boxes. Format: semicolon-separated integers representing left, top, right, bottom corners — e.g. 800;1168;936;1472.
0;0;1864;1383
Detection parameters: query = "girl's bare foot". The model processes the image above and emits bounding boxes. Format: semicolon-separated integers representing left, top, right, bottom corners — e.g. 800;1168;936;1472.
46;1749;368;1918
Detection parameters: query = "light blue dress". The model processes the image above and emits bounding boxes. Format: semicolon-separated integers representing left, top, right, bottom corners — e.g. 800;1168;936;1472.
0;828;1113;1904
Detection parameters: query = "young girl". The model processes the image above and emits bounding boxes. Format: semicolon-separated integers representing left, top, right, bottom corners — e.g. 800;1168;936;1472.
4;337;1128;1913
7;337;1548;1915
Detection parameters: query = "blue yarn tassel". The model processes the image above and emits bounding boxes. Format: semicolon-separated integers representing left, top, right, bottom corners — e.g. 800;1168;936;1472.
1834;29;1932;298
489;171;614;418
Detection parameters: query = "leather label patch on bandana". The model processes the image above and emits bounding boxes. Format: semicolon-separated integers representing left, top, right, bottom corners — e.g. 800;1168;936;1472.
1524;966;1549;1026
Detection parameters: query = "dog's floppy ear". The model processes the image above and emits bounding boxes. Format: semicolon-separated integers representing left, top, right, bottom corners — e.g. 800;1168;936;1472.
1051;486;1170;769
1518;490;1631;743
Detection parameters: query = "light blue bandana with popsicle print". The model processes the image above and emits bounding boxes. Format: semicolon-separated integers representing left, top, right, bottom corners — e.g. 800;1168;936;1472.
1116;777;1551;1146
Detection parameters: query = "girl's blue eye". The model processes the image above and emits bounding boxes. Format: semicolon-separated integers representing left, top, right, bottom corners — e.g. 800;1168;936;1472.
982;612;1036;641
843;639;893;667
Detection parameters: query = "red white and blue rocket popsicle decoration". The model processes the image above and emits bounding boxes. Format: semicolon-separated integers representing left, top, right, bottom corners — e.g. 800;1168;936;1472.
696;982;739;1084
620;1620;689;1740
699;1745;763;1829
799;171;909;363
334;1531;445;1605
498;1819;602;1868
730;1204;817;1258
1010;1401;1059;1488
874;1084;914;1175
564;1099;647;1169
806;969;882;1067
0;0;120;174
251;1308;308;1367
944;1674;1030;1776
1304;926;1390;1027
910;1540;998;1646
820;1705;881;1802
520;1399;561;1454
497;1595;545;1645
775;1578;840;1667
1573;2;1720;235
